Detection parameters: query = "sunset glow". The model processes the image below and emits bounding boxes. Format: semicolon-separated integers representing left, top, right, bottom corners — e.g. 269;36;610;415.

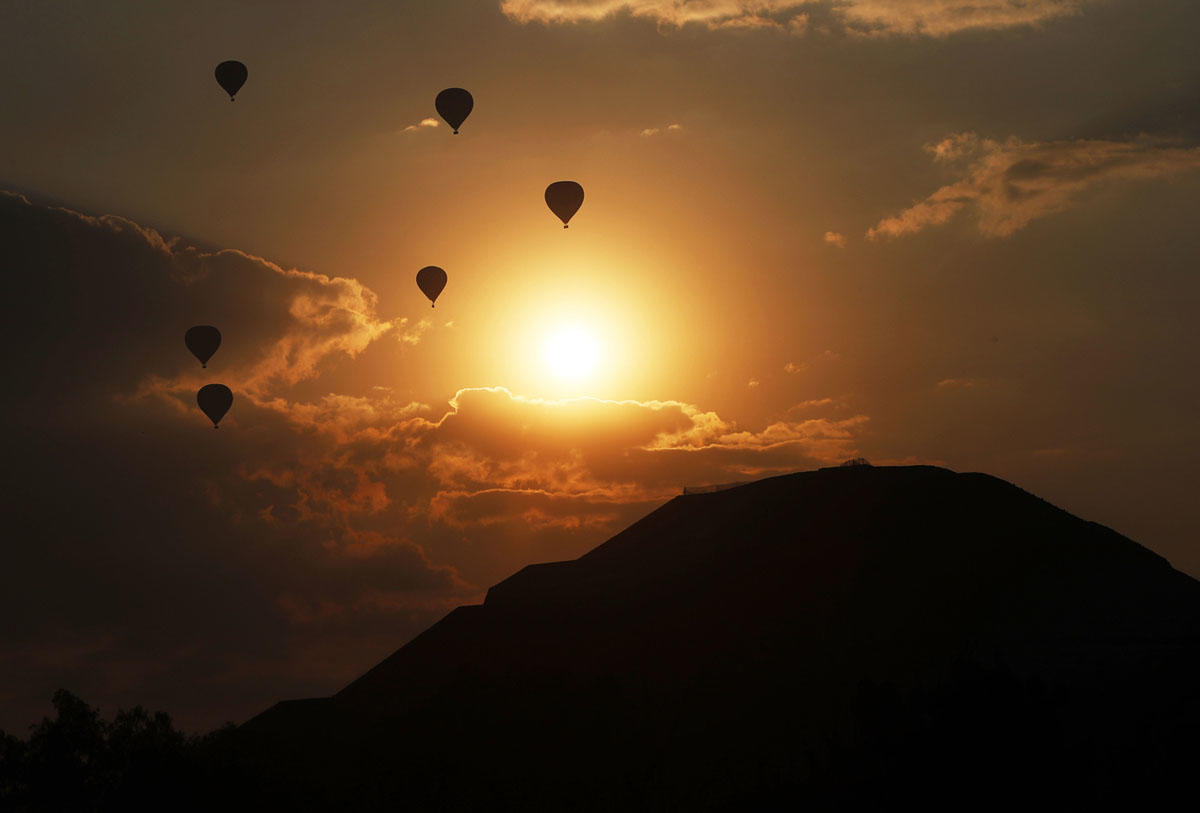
3;0;1200;750
543;324;601;380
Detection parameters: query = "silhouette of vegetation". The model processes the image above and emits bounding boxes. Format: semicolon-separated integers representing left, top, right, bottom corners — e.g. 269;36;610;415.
5;657;1199;811
0;690;252;812
1;690;183;810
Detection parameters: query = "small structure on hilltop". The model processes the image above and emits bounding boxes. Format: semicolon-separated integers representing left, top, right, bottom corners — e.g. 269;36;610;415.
681;481;746;495
840;458;872;467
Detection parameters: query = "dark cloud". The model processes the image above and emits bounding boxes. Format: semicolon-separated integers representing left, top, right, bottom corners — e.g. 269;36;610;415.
0;192;459;730
0;193;868;732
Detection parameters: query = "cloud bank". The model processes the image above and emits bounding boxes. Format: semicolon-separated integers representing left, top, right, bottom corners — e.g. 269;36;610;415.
499;0;1098;36
0;192;868;732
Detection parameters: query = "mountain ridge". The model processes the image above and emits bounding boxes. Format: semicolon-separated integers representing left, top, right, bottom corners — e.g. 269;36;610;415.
238;465;1200;810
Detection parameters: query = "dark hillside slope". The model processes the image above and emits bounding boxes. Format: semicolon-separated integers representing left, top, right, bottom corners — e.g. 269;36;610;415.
336;466;1198;705
240;466;1200;810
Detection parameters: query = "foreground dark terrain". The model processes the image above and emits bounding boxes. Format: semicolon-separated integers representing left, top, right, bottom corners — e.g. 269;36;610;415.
5;465;1200;810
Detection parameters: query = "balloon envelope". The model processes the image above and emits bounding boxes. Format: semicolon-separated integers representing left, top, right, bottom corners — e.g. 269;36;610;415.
215;61;248;100
435;88;473;134
197;384;233;428
185;325;221;368
545;181;584;228
416;266;448;307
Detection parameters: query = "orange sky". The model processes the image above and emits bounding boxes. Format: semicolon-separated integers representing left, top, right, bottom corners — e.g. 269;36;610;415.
2;0;1199;731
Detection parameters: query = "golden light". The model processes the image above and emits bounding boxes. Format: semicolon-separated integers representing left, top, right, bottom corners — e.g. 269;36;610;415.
421;234;697;400
543;324;601;380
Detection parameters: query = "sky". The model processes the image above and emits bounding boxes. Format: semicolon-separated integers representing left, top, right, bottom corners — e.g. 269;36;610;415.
2;0;1199;732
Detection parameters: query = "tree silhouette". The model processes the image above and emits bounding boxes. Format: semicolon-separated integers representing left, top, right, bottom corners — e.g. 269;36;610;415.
0;690;195;812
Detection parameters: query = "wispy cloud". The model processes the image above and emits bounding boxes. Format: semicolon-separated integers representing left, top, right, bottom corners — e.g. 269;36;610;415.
824;230;847;248
839;0;1094;36
784;350;841;374
868;133;1200;239
788;397;838;413
402;117;440;133
936;377;983;389
426;387;868;506
396;317;434;346
500;0;1098;36
641;123;684;137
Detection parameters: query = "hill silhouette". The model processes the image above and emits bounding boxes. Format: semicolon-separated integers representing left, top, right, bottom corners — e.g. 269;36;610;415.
10;465;1193;810
225;465;1200;810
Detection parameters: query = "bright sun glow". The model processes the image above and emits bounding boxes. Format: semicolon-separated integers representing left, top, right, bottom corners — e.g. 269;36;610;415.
543;325;601;380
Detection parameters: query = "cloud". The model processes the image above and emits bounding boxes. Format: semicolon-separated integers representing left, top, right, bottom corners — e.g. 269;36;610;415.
499;0;1098;36
748;378;760;388
402;117;440;133
936;377;983;389
396;317;434;346
641;123;684;137
238;385;869;541
0;192;871;732
838;0;1094;36
0;192;453;729
784;349;841;374
426;386;866;492
1;192;392;401
788;397;838;412
824;230;847;248
867;133;1200;239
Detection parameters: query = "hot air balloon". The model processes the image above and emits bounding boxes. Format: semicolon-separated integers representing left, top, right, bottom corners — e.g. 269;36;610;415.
197;384;233;428
185;326;222;368
435;88;473;134
215;60;248;100
416;266;447;308
545;181;584;228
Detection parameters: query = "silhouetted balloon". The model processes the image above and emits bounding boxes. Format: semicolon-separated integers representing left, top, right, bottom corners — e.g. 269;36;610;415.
197;384;233;429
545;181;584;228
435;88;473;134
215;61;247;100
416;266;447;308
185;325;222;368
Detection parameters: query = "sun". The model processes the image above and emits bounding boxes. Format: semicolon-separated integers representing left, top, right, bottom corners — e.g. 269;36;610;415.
543;325;601;380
